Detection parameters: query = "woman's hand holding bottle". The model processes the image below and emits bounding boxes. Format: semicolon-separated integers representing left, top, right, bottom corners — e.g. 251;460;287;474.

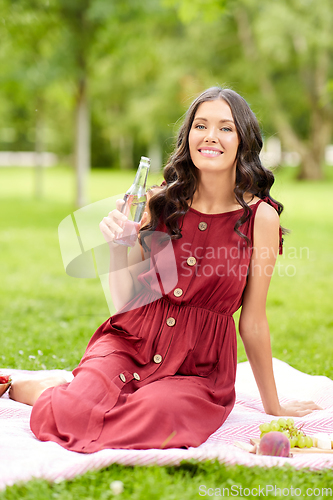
99;199;127;248
99;199;148;249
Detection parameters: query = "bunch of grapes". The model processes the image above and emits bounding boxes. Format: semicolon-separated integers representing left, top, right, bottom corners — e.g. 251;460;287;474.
259;418;313;448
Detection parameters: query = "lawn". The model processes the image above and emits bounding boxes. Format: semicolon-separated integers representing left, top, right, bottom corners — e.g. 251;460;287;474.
0;166;332;499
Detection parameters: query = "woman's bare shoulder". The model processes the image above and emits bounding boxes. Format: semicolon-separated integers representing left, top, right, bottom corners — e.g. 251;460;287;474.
255;199;279;224
253;201;280;250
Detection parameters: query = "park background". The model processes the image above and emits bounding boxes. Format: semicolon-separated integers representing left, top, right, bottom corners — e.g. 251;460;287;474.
0;0;332;498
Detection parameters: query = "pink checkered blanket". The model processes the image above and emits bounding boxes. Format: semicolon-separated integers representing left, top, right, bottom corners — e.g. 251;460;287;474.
0;359;332;489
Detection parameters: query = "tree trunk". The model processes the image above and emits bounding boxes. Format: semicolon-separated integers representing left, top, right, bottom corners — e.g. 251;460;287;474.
298;109;332;180
34;100;44;199
75;78;90;207
148;141;163;173
119;135;133;170
298;153;323;180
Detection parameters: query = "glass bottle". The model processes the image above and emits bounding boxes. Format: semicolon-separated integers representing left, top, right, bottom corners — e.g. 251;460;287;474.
114;156;150;247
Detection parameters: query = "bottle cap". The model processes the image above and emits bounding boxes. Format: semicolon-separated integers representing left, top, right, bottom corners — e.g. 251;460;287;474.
140;156;151;164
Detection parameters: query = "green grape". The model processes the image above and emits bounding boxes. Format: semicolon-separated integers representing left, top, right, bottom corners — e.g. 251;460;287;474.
270;421;280;432
286;418;294;427
278;418;287;428
297;436;306;448
304;436;313;448
259;423;270;433
258;419;313;450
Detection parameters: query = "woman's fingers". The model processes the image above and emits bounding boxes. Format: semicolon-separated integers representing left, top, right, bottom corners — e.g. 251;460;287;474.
115;198;125;212
304;401;323;410
280;400;323;416
288;400;323;411
99;202;128;243
99;220;115;243
103;213;124;234
100;198;150;244
99;217;121;239
286;407;315;417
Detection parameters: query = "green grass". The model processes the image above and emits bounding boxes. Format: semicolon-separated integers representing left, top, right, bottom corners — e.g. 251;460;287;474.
0;166;332;498
1;462;332;500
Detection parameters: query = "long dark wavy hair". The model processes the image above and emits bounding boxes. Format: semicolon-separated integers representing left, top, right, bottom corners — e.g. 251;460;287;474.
141;86;284;244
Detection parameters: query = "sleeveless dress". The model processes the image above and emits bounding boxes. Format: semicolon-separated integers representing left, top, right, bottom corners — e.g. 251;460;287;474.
30;198;282;453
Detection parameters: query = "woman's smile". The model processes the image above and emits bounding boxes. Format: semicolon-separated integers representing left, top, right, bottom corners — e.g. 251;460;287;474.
198;147;223;157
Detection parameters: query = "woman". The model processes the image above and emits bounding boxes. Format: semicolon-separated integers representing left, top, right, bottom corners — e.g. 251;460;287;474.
9;87;319;452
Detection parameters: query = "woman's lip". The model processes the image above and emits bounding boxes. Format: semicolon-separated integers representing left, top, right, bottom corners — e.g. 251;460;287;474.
198;148;223;157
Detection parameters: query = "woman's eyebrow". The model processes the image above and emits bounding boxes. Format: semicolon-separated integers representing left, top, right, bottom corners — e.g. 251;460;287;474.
193;117;235;124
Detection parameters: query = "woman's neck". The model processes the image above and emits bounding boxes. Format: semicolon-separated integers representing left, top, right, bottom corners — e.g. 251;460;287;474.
191;170;238;214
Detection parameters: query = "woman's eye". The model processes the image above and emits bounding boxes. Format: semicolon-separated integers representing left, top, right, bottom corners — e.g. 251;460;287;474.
195;124;206;130
221;127;232;132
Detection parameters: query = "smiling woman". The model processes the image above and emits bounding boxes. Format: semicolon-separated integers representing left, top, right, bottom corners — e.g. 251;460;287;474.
9;86;320;454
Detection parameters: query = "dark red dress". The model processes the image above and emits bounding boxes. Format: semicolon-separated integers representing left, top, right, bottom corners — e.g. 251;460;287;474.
30;198;281;452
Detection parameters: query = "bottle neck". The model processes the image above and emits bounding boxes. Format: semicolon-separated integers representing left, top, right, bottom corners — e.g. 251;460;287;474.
127;158;150;196
133;164;149;189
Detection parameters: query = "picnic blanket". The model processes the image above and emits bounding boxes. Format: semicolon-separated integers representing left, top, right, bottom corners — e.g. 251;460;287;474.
0;358;332;490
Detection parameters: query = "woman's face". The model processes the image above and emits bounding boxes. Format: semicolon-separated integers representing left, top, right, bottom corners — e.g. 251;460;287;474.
188;99;240;175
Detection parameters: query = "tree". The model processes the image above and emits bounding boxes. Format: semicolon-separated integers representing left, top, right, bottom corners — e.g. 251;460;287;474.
1;0;127;206
233;0;333;179
0;0;60;198
167;0;333;180
3;0;331;188
53;0;110;206
90;0;191;171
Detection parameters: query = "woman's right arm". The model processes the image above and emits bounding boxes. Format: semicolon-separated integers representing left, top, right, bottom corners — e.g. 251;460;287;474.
99;199;150;311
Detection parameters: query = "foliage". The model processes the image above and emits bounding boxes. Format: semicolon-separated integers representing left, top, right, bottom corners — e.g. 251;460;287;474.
0;0;332;180
163;0;227;23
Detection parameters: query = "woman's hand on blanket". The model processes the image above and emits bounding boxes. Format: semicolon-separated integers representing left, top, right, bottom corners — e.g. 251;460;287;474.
277;400;323;417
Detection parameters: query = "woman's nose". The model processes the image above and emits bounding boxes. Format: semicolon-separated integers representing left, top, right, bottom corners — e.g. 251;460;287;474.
204;128;218;142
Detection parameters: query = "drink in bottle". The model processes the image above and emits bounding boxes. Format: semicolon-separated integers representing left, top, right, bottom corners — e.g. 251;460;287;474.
114;156;150;247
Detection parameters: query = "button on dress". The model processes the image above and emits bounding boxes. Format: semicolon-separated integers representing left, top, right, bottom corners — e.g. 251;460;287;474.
30;198;282;452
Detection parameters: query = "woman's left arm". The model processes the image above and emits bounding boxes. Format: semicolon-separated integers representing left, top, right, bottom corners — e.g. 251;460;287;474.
239;202;321;417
